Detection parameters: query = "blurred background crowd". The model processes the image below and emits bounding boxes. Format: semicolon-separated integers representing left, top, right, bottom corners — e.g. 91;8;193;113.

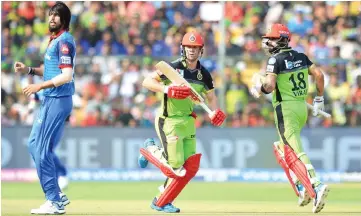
2;1;361;128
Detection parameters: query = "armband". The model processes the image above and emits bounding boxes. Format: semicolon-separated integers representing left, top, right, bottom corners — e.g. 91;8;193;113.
261;85;271;94
28;67;35;76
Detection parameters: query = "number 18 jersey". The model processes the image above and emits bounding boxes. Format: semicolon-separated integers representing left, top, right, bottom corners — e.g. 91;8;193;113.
265;48;313;107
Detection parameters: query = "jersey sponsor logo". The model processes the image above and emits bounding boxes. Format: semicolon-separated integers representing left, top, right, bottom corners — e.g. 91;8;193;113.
61;56;71;64
284;60;302;69
266;65;274;72
268;57;276;65
61;44;69;54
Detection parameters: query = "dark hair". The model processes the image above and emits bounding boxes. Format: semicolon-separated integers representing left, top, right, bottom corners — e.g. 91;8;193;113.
49;1;71;31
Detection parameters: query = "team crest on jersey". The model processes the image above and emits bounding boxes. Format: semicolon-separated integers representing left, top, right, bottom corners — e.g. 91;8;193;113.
197;70;203;80
176;69;184;77
61;44;69;54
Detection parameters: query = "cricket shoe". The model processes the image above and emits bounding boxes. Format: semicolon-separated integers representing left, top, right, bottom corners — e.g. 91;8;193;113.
312;183;330;213
150;197;180;213
296;183;311;207
60;192;70;206
138;138;156;168
31;200;65;215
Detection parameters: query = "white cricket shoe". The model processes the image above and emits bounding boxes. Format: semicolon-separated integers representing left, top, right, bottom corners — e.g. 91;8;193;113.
58;176;69;191
312;183;330;213
60;192;70;206
296;184;312;207
31;200;65;215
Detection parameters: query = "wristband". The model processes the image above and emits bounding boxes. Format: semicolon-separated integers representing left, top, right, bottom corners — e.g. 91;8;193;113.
261;85;271;94
314;96;324;101
28;67;35;76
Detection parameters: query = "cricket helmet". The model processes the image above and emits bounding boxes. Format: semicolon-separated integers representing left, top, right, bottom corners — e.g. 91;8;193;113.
181;32;204;47
262;23;291;55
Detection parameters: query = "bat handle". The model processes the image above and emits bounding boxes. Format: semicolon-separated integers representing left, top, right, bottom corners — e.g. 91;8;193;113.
200;102;213;115
306;103;331;118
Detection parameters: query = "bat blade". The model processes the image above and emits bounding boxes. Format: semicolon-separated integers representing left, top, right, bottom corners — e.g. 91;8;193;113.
155;61;204;102
155;61;213;114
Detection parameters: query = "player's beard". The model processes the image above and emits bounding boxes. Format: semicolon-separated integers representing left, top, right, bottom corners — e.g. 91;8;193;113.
49;22;62;33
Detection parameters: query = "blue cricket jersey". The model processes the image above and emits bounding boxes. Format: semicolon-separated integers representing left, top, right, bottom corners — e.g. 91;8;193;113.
43;30;76;97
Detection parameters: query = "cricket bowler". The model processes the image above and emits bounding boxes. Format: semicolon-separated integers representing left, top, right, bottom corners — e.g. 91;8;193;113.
139;31;226;213
250;23;330;213
14;2;75;214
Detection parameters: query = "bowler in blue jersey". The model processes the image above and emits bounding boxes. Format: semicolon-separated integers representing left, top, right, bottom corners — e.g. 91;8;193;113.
14;2;74;214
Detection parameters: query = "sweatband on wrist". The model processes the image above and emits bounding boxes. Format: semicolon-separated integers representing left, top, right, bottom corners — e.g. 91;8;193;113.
261;85;271;94
28;67;35;76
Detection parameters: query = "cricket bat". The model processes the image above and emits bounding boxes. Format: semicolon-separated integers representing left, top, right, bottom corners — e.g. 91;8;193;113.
155;61;213;115
306;103;331;119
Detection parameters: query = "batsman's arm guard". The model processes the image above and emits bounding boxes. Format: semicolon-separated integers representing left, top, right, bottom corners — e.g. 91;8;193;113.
156;153;202;207
140;147;186;179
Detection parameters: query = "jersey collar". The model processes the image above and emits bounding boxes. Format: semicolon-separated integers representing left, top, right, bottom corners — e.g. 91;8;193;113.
48;30;66;47
280;48;292;53
50;30;66;40
181;59;201;72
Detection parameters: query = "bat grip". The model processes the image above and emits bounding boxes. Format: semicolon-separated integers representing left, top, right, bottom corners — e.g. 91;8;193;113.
306;103;331;118
200;103;213;115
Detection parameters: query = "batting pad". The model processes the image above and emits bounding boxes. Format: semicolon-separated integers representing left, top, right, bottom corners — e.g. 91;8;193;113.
273;144;299;197
284;145;316;198
156;153;202;207
140;148;186;179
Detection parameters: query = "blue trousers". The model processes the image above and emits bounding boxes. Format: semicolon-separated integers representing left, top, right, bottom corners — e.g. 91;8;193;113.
28;96;72;202
53;129;67;178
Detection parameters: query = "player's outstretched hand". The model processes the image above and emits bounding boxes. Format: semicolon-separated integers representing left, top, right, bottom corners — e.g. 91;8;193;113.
210;109;226;126
23;84;42;97
14;62;28;74
164;85;191;99
312;96;324;117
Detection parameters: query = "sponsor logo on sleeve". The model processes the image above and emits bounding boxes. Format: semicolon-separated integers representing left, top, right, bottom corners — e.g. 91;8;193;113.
61;56;71;64
61;44;69;54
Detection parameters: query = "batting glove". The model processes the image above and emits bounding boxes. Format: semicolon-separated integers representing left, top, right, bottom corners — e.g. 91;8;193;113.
250;73;263;99
210;109;226;126
312;96;324;117
164;85;191;99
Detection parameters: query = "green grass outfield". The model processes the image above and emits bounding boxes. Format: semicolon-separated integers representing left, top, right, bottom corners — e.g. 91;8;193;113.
2;182;361;215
